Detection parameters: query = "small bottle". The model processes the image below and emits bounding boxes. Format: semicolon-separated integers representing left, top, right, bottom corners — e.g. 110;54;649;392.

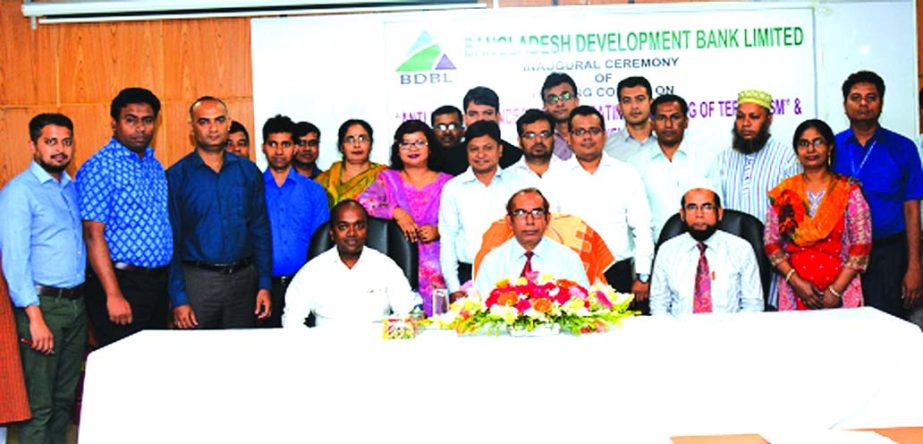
432;288;449;316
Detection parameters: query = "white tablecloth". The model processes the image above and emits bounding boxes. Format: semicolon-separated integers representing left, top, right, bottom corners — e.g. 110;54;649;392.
78;307;923;443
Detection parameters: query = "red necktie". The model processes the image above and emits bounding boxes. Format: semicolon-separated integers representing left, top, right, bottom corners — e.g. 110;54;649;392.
520;251;534;277
693;242;712;313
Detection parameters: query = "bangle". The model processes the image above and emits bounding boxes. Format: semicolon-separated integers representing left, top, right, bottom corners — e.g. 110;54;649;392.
828;286;842;299
784;269;796;282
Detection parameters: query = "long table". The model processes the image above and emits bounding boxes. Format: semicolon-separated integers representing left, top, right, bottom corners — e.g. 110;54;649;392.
78;307;923;443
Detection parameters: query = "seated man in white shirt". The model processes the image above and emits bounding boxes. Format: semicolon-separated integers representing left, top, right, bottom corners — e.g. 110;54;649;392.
650;185;763;316
282;200;417;327
475;188;589;296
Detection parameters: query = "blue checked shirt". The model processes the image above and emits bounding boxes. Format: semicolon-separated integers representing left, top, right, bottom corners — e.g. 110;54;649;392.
76;138;173;267
0;162;86;307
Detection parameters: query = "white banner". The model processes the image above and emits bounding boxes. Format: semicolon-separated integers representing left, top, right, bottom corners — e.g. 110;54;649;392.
252;2;915;170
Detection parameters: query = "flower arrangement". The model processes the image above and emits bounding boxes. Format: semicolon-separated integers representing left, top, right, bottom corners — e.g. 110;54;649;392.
436;273;637;335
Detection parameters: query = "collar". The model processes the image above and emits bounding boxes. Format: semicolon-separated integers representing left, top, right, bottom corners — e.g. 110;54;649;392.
108;137;154;161
191;149;239;170
509;236;552;259
645;141;689;161
615;128;657;144
682;230;720;252
458;166;504;184
28;160;71;185
844;126;884;148
263;166;298;186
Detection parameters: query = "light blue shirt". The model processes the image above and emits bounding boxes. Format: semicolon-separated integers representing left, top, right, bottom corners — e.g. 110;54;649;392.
627;141;720;240
0;161;86;307
475;236;589;297
603;128;658;162
650;230;763;316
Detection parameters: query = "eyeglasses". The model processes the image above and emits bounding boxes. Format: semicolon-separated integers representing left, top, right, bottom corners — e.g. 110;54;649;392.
572;127;603;137
344;135;370;145
797;138;827;148
435;123;461;132
510;208;546;219
399;140;428;150
684;203;716;213
522;131;553;140
296;139;319;147
544;91;575;105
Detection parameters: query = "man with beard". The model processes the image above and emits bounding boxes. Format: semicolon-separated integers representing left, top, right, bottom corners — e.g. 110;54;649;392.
167;96;272;329
227;121;251;158
431;105;464;150
438;86;522;175
604;76;658;161
505;109;562;199
629;94;719;239
650;185;763;315
0;114;86;443
78;87;173;346
541;72;579;160
282;200;416;327
832;71;923;319
261;115;329;328
292;121;322;178
709;89;799;224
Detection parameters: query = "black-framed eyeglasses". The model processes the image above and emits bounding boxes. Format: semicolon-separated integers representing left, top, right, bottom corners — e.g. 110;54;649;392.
573;127;603;136
797;138;827;148
399;140;428;150
344;135;369;144
510;208;546;219
435;123;461;132
296;139;320;147
684;203;716;213
522;131;553;140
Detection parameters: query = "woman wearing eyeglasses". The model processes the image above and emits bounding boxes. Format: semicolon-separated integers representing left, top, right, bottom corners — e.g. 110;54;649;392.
764;119;872;310
358;120;452;316
315;119;388;206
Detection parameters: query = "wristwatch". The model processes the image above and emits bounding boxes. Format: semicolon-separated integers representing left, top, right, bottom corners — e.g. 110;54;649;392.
636;273;650;284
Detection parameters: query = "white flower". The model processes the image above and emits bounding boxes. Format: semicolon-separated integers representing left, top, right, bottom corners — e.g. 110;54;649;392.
489;305;519;324
562;297;590;317
523;308;547;321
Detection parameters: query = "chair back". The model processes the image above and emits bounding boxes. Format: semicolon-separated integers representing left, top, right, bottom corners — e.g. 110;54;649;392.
307;217;419;291
656;209;771;308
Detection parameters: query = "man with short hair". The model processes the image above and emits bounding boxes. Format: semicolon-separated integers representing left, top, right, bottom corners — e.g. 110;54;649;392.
261;115;329;327
505;109;561;199
282;200;416;327
708;89;799;224
431;105;464;150
0;113;86;443
227;121;251;158
629;94;719;239
552;105;654;304
650;186;763;315
604;76;658;161
78;87;173;346
475;188;587;296
832;70;923;318
439;120;520;299
293;121;322;178
540;72;580;160
439;86;523;175
167;96;272;329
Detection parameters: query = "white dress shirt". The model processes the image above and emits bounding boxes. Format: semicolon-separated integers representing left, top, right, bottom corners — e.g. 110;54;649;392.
650;230;763;316
603;129;658;162
282;247;417;328
438;168;520;292
504;157;564;211
707;137;800;224
627;141;721;240
546;155;655;274
474;236;589;297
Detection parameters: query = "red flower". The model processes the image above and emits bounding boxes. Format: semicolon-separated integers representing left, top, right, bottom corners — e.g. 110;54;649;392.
515;299;532;313
595;290;612;308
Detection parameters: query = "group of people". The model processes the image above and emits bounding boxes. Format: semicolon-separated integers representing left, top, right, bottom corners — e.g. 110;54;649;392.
1;67;922;442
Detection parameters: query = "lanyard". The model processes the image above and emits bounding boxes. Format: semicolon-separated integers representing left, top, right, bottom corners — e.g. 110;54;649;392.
851;139;877;177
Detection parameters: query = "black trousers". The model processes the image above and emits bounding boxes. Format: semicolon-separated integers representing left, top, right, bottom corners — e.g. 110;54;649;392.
862;233;910;319
262;276;293;328
604;258;650;315
85;268;169;347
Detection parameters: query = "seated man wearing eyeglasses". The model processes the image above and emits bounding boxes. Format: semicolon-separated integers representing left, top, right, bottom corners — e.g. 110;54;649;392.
474;188;587;297
541;72;580;161
650;185;763;316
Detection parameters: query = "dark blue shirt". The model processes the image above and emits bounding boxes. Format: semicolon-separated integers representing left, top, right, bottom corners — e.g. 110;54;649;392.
833;126;923;239
264;168;329;276
167;151;272;307
76;138;173;267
